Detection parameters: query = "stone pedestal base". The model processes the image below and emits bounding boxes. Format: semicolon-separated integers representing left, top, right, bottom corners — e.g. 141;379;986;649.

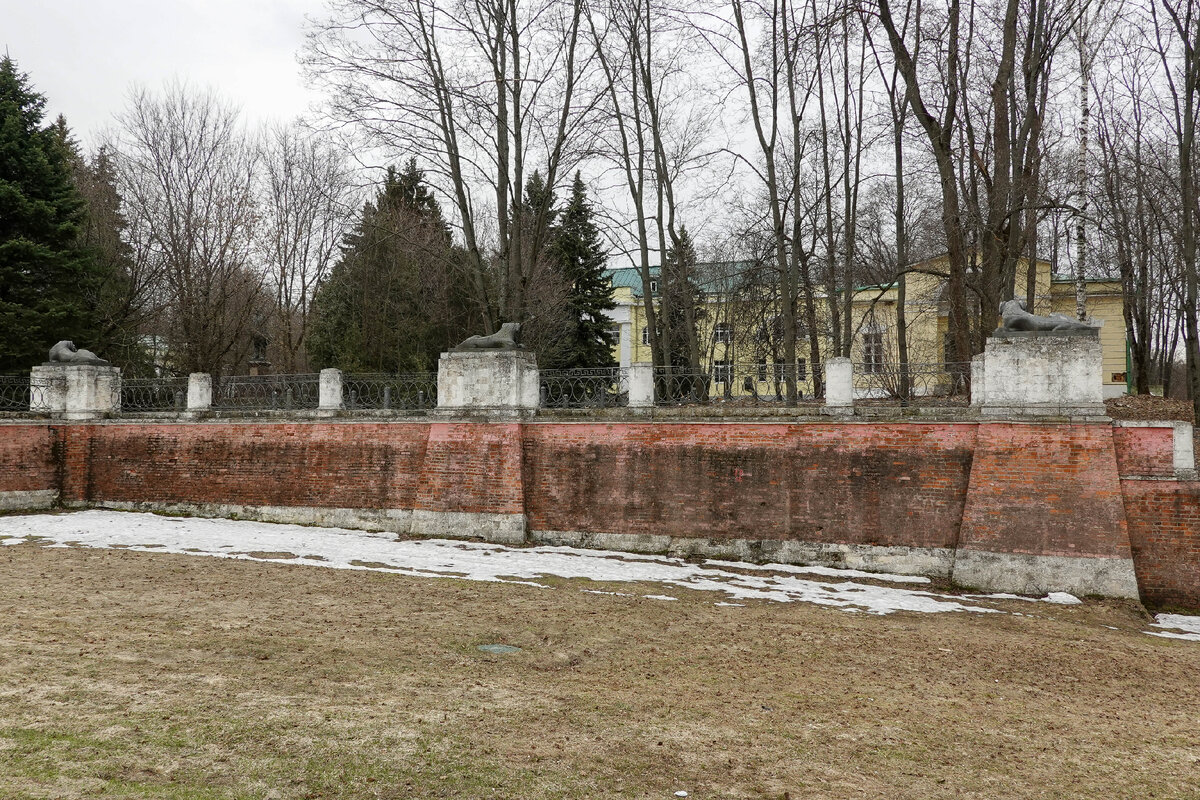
31;364;121;418
436;350;539;413
978;330;1105;416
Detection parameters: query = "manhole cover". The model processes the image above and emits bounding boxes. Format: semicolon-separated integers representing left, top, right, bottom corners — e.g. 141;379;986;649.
477;644;521;654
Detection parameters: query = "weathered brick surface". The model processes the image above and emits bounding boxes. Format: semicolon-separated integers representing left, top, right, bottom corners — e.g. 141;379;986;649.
415;422;525;515
0;424;58;492
1112;426;1176;477
958;423;1132;558
69;422;430;509
522;422;977;547
1122;479;1200;608
3;418;1196;606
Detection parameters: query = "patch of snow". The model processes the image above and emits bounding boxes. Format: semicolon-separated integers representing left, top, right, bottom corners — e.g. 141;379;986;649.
1043;592;1082;605
642;595;677;601
705;559;931;584
1146;613;1200;642
0;511;1006;616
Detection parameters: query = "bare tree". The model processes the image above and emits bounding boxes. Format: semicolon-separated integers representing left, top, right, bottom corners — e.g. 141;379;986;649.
113;84;263;376
259;123;354;372
304;0;597;333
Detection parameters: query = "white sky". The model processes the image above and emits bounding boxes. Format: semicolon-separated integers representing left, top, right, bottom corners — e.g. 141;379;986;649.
1;0;327;145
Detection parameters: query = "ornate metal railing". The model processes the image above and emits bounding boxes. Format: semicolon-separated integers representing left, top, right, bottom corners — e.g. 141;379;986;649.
120;377;188;412
213;374;320;411
653;362;825;406
1;376;35;412
851;361;971;406
342;373;438;410
539;367;629;409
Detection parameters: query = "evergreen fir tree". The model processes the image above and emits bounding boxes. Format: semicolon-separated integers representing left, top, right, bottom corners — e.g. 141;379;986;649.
659;225;701;368
550;173;616;369
0;57;102;371
308;159;471;372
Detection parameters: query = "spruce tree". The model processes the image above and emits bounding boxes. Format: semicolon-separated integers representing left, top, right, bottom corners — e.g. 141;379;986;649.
307;160;470;372
0;58;101;372
660;225;701;368
549;173;616;369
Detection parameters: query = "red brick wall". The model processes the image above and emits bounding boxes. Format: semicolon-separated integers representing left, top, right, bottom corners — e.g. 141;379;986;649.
1122;479;1200;608
69;422;431;510
415;422;525;515
3;418;1197;608
522;422;977;548
1112;426;1176;477
958;423;1131;559
0;424;58;494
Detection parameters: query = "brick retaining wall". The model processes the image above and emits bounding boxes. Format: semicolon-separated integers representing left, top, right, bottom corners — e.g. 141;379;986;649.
0;416;1195;606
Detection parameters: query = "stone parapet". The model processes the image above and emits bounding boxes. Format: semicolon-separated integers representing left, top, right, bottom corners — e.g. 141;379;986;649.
436;350;539;414
31;363;120;419
978;329;1105;417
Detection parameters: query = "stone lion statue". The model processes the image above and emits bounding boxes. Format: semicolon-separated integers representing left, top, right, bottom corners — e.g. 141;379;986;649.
48;340;110;366
454;322;522;351
999;299;1095;332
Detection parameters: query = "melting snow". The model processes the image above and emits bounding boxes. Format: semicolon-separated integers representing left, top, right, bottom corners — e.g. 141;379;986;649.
0;510;1116;619
1146;614;1200;642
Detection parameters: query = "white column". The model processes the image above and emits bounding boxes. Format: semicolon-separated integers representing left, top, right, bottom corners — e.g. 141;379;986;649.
823;357;853;414
319;368;344;412
187;373;212;412
628;363;654;408
970;353;986;408
1175;422;1197;479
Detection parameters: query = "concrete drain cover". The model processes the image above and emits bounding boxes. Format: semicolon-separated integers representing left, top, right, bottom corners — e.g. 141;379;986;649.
477;644;521;654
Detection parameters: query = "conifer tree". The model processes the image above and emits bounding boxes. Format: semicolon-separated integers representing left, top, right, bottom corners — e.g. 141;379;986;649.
659;226;702;368
307;160;471;371
550;173;616;369
0;57;101;371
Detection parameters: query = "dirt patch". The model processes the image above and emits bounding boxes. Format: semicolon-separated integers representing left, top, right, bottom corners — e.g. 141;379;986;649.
1106;394;1193;422
0;545;1197;799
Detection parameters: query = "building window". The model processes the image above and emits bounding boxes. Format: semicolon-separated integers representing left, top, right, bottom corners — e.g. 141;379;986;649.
607;327;620;345
649;279;659;294
713;322;733;345
796;358;807;381
714;360;732;384
641;326;650;345
863;331;885;374
757;360;768;382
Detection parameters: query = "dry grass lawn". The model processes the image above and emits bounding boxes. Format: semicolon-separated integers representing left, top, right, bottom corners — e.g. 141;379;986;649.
1;542;1198;799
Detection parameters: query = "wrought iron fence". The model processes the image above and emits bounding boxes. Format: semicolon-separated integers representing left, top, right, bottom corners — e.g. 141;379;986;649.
120;376;188;412
342;373;438;410
539;367;628;409
653;362;825;406
0;374;64;412
851;361;971;406
213;374;320;411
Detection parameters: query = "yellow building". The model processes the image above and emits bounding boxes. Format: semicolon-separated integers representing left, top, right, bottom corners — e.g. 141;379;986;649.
603;255;1129;400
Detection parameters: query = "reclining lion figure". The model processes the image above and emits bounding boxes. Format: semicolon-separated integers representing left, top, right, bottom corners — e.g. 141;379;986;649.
999;299;1095;332
454;322;522;351
48;340;110;366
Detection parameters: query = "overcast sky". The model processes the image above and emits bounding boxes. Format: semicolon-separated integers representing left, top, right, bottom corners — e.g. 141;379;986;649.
1;0;327;145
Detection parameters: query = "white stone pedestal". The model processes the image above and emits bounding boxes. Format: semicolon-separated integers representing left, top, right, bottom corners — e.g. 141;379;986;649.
437;350;539;413
822;357;853;415
31;364;121;418
978;330;1105;416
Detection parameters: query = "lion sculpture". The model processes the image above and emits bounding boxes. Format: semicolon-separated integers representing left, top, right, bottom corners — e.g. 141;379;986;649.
999;299;1094;332
454;322;522;351
48;340;110;366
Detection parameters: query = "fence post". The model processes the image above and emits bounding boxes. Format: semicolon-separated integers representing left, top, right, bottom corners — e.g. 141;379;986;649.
970;353;986;408
822;357;853;415
187;373;212;412
319;368;344;413
628;363;654;408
